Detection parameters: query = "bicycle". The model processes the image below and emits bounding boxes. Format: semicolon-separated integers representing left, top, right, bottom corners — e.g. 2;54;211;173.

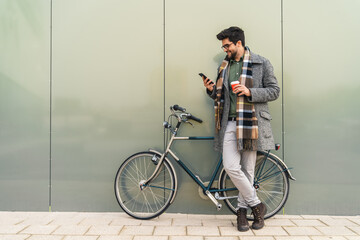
114;104;296;220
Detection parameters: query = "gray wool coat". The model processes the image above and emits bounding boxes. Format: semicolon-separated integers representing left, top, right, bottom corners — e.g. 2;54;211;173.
207;51;280;152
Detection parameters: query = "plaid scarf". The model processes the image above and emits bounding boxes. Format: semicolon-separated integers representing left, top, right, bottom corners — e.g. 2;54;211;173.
214;47;258;151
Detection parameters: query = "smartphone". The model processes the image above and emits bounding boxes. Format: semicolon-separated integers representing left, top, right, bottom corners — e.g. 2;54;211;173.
199;73;214;85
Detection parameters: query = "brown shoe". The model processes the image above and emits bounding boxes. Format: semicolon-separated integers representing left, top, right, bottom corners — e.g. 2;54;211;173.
251;202;267;230
236;208;249;232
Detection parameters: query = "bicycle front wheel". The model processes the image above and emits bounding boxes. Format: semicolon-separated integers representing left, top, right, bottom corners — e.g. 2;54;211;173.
219;152;290;220
114;152;176;220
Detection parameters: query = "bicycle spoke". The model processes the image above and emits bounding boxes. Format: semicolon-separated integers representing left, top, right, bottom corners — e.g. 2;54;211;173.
115;153;175;219
260;188;279;209
120;169;141;186
149;188;166;210
257;162;278;181
142;192;154;213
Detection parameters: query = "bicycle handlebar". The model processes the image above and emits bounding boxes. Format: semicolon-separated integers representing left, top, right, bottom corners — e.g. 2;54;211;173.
187;114;203;123
171;104;203;123
173;104;186;112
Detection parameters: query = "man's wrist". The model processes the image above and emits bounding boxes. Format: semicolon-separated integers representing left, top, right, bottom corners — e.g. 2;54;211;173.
247;88;252;96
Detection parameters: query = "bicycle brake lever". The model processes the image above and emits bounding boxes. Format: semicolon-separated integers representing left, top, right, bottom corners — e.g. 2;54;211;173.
185;120;194;128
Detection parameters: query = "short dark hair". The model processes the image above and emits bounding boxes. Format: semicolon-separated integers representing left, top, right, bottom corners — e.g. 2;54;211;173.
216;26;245;47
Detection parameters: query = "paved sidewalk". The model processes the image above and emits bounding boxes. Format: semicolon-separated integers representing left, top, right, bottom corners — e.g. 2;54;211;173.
0;212;360;240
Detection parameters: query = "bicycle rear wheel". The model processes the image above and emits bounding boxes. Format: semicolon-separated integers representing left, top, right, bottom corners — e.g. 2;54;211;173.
219;152;290;220
114;152;176;220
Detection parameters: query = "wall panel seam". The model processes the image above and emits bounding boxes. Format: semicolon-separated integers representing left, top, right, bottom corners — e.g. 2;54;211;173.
49;0;53;212
163;0;166;151
281;0;285;162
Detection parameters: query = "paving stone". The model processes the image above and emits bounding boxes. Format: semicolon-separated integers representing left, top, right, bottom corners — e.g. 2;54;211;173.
292;219;326;227
0;235;30;240
141;218;172;226
316;226;357;236
110;218;143;226
53;225;90;235
21;217;55;225
265;219;296;226
20;225;59;235
86;225;123;235
347;226;360;235
283;226;322;236
46;212;78;220
63;236;99;240
348;218;360;226
319;218;358;227
75;212;108;218
170;237;203;240
120;226;154;235
160;213;188;219
202;219;233;227
27;235;64;240
99;213;128;218
134;236;168;240
79;217;113;226
311;237;347;240
205;237;238;240
219;227;254;236
0;217;26;225
3;212;360;239
274;237;311;240
301;215;333;220
172;218;202;226
187;226;220;236
273;215;303;219
332;216;360;219
215;215;236;220
10;212;49;218
98;236;133;240
240;237;274;240
240;236;275;240
50;216;86;225
0;225;29;234
188;214;217;220
252;227;288;236
153;226;186;235
0;212;19;218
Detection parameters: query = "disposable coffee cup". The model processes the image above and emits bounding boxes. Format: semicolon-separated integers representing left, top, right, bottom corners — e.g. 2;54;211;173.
231;81;240;91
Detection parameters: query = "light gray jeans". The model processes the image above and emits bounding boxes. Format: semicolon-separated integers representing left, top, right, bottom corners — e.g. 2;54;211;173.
222;121;261;209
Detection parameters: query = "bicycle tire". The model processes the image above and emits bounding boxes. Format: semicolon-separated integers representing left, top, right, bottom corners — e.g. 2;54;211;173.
114;152;176;220
219;151;290;220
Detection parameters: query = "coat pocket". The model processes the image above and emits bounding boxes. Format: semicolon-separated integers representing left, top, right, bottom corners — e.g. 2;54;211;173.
259;111;272;138
259;111;272;120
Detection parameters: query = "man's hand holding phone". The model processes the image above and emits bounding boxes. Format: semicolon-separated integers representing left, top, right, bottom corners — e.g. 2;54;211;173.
199;73;215;92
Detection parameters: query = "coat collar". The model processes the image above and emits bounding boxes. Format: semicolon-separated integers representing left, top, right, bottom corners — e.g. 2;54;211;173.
250;51;262;64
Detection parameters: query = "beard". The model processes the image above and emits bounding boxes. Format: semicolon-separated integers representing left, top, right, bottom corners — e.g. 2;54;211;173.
228;50;237;60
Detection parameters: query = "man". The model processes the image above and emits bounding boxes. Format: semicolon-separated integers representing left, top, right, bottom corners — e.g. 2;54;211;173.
203;26;280;231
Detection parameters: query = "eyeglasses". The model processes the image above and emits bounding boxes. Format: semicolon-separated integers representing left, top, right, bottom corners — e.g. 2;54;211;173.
221;42;234;50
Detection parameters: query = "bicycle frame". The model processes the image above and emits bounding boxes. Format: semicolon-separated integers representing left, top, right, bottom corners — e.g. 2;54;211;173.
143;126;239;209
142;107;295;210
170;136;237;194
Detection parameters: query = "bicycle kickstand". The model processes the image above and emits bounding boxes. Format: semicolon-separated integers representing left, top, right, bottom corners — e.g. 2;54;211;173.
205;190;222;211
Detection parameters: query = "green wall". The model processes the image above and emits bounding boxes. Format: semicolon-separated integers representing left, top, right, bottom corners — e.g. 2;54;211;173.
0;0;359;215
